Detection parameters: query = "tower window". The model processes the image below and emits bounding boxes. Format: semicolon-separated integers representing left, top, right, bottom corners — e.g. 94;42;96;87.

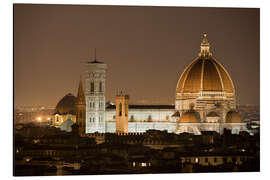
119;103;122;116
90;82;94;92
148;115;152;122
99;82;102;92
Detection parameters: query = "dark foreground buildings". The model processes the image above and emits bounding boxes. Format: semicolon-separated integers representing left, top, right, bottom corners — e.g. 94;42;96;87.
14;122;259;176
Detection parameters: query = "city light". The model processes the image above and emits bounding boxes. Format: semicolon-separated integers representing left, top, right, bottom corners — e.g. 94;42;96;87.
37;117;42;121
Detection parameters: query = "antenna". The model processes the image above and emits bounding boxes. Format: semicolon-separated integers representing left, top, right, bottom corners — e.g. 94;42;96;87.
94;48;97;61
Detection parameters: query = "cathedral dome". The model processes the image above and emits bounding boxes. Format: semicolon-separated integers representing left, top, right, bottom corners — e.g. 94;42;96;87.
226;110;243;123
55;93;77;115
180;110;200;123
176;34;234;94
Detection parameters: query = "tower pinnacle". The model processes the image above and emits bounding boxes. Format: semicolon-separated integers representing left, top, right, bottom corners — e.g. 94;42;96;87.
76;78;86;105
198;33;212;58
94;48;97;61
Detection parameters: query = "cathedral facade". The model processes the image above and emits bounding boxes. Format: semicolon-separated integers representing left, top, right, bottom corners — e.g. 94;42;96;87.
53;34;247;135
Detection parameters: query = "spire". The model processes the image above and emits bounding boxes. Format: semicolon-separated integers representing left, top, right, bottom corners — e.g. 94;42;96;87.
76;77;86;105
94;48;97;62
198;33;212;58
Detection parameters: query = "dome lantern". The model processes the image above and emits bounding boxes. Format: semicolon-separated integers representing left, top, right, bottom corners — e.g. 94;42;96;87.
198;33;212;58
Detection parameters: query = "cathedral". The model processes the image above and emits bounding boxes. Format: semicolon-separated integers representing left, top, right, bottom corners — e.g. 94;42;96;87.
52;34;247;135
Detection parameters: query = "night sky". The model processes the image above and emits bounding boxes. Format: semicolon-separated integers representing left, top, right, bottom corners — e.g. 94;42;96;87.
14;4;260;107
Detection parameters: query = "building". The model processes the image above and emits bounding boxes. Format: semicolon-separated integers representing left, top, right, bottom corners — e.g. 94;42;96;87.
52;93;77;127
174;34;246;134
84;51;107;133
52;34;247;135
115;93;129;133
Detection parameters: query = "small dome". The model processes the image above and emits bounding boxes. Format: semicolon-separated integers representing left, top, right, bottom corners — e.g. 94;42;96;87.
55;93;76;115
226;110;242;123
180;110;200;123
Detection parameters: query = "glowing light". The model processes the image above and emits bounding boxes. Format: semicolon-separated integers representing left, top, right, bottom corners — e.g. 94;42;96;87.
141;162;147;167
37;117;42;121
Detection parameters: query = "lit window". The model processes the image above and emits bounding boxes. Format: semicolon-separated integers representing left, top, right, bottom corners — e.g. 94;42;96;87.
141;162;147;167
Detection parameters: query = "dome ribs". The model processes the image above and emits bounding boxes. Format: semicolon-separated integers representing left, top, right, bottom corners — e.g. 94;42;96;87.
202;59;223;92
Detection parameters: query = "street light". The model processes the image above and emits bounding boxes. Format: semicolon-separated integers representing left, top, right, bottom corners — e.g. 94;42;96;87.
47;117;52;125
37;117;42;126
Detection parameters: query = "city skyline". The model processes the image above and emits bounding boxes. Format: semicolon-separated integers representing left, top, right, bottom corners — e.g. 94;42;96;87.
14;4;260;107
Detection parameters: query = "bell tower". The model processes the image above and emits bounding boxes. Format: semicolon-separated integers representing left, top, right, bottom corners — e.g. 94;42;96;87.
115;92;129;134
85;49;107;133
75;78;86;136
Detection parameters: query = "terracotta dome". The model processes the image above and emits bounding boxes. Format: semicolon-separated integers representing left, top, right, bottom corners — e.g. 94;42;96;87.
55;93;77;115
180;110;200;123
176;34;234;94
226;110;243;123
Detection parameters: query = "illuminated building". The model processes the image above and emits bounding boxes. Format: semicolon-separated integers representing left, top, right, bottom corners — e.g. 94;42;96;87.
52;34;247;135
115;93;129;133
174;34;246;134
84;51;107;133
52;93;77;127
75;78;86;136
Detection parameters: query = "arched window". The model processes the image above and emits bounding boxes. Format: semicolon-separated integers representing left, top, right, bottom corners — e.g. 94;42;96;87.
148;115;152;122
99;82;102;92
119;103;122;116
130;115;134;122
90;82;94;92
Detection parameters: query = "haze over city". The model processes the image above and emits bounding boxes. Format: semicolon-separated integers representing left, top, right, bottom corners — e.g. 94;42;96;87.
14;5;259;107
